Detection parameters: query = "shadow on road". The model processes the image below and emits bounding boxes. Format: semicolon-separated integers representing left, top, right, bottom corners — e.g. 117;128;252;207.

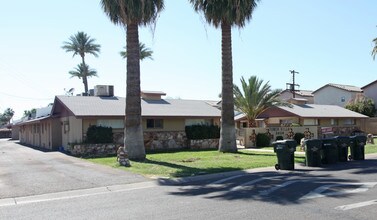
158;158;377;205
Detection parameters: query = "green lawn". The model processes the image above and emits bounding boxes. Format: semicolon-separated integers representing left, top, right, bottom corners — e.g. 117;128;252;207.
87;138;376;179
87;150;305;178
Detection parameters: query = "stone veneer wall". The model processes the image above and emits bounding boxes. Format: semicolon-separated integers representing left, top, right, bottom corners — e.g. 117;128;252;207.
189;139;219;149
70;131;219;157
69;144;120;157
144;131;188;150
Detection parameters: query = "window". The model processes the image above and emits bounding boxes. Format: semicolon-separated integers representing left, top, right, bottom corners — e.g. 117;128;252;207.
331;119;338;126
146;119;163;129
242;122;248;128
343;119;355;125
303;119;318;126
97;119;124;129
185;119;213;126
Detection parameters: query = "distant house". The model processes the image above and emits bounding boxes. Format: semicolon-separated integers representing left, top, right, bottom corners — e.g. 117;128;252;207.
361;79;377;111
313;83;362;107
236;104;368;128
279;89;314;104
17;89;221;151
235;103;368;147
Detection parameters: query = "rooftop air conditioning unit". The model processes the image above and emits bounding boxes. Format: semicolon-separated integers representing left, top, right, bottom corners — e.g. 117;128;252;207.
94;85;114;97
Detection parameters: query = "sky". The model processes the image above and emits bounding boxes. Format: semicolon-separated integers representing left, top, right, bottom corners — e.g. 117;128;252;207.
1;0;376;119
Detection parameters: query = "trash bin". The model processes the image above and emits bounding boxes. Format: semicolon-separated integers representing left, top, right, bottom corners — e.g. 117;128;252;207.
305;139;322;167
335;136;350;162
349;135;367;160
273;140;296;170
321;138;338;164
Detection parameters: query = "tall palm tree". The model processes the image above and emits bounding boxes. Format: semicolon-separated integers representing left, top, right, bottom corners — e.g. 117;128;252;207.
372;37;377;60
234;76;290;127
189;0;259;153
69;63;98;92
120;42;154;61
101;0;164;160
62;31;101;95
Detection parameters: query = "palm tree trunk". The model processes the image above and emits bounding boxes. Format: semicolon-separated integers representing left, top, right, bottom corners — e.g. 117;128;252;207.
125;23;146;160
81;56;89;95
219;22;237;153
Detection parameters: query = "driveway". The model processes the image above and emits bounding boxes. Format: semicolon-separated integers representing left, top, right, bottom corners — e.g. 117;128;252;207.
0;139;149;199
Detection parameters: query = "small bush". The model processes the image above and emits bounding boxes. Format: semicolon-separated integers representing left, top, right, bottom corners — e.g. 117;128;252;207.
185;124;220;140
275;135;284;141
85;125;113;144
256;133;271;147
294;132;305;145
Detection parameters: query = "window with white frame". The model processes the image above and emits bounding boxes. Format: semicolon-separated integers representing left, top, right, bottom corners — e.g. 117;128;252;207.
146;119;163;129
331;119;338;126
303;119;319;126
97;119;124;129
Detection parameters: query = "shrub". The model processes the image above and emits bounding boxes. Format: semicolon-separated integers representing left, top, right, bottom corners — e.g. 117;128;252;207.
275;135;284;141
294;132;305;145
256;133;271;147
185;124;220;140
85;125;113;144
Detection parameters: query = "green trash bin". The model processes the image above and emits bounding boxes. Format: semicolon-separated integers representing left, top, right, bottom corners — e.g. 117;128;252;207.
273;140;296;170
321;138;338;164
335;136;350;162
349;135;367;160
305;139;322;167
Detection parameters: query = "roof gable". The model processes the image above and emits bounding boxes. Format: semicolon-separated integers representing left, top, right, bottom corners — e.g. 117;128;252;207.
361;80;377;90
313;83;362;94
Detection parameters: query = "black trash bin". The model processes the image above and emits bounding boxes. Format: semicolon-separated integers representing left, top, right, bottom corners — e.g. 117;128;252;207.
335;136;350;162
349;135;367;160
321;138;338;164
273;140;296;170
305;139;322;167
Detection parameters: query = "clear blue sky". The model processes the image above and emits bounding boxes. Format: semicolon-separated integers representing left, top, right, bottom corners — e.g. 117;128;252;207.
1;0;376;119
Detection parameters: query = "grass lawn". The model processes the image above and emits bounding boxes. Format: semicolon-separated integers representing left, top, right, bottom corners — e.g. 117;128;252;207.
87;149;305;178
87;138;376;179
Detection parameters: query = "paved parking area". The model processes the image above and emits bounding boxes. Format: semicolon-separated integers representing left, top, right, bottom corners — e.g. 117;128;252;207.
0;139;149;199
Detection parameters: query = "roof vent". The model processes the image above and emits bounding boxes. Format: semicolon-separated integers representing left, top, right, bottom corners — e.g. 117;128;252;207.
94;85;114;97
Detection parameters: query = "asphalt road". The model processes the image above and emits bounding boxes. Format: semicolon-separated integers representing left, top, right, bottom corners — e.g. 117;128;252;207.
0;139;148;198
1;138;377;219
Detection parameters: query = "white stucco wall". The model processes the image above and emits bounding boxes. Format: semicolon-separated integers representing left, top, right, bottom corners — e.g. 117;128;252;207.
314;87;359;107
363;83;377;110
61;116;83;149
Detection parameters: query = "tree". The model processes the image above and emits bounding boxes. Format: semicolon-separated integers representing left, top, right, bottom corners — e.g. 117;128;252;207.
372;37;377;60
345;95;376;117
120;42;153;61
62;31;101;95
101;0;164;160
234;76;290;127
23;108;36;118
69;63;98;92
189;0;259;153
0;108;15;125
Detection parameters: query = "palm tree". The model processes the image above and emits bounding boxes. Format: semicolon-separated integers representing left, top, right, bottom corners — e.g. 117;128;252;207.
372;37;377;60
62;31;101;95
120;42;153;61
234;76;290;127
69;63;98;92
101;0;164;160
189;0;259;153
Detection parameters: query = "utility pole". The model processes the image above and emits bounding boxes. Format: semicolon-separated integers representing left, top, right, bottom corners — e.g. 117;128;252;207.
286;70;300;98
